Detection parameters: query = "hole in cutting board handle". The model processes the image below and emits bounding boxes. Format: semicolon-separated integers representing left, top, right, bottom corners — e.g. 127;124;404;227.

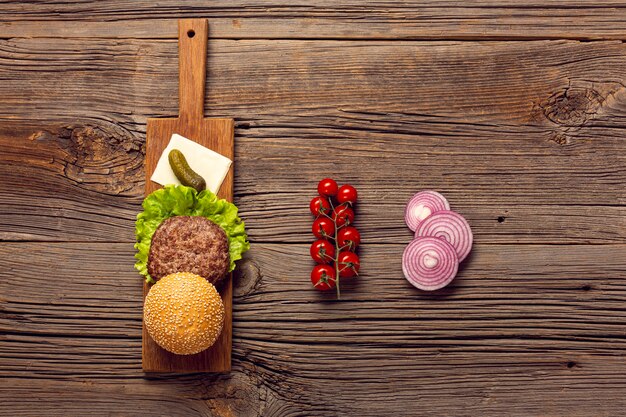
187;29;195;38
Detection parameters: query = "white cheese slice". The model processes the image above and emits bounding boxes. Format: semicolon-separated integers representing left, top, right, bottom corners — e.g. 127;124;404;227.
150;133;232;194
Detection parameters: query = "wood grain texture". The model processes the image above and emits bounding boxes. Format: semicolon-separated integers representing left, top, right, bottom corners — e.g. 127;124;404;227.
2;242;626;416
0;39;624;244
1;2;626;415
143;19;234;372
2;37;626;128
3;1;626;40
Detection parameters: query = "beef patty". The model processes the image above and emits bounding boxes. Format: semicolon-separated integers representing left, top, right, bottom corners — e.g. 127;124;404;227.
148;216;230;285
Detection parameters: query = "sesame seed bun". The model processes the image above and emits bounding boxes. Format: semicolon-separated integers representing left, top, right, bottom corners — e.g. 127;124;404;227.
144;272;225;355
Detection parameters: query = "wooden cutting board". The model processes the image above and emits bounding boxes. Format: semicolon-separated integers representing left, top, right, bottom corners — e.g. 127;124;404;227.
142;18;234;372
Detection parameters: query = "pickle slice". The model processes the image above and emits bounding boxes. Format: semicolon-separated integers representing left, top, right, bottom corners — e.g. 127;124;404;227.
168;149;207;192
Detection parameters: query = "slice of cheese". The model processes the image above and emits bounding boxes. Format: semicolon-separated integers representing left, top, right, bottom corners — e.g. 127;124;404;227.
150;133;232;194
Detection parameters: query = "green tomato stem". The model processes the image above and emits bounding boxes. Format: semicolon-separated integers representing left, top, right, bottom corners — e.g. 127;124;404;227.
334;213;340;300
324;194;341;299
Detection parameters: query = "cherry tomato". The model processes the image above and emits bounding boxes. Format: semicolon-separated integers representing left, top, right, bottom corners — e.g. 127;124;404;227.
310;196;331;216
337;184;358;205
337;226;361;251
337;251;360;278
312;217;335;238
317;178;338;197
310;239;335;264
311;264;337;291
332;205;354;228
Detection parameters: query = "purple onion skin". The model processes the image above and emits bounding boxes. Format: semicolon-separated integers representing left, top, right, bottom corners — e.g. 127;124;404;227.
404;191;450;232
402;237;459;291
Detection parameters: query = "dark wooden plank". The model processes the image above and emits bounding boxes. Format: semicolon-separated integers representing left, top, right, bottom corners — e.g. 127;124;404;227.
3;1;626;40
2;368;626;417
2;38;626;127
0;122;142;242
2;242;626;416
3;243;626;341
3;120;625;244
0;39;625;243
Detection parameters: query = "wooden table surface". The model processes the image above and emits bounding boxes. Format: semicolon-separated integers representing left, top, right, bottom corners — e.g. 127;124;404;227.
1;2;626;416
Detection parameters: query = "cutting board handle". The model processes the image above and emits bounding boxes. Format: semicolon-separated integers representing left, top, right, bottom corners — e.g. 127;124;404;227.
178;19;208;122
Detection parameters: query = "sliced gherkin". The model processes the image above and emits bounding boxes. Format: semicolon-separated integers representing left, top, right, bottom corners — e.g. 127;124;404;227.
168;149;206;192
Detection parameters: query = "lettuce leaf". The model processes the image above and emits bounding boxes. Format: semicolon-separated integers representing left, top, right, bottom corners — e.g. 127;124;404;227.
134;185;250;283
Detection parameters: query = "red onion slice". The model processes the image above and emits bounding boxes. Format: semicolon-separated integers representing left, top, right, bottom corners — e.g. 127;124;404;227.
415;210;473;262
404;191;450;231
402;237;459;291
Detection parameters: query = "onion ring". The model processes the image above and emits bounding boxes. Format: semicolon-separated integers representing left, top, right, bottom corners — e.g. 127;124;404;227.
415;210;473;262
404;191;450;231
402;237;459;291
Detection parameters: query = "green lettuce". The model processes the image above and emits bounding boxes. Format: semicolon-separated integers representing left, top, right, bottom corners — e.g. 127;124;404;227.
134;185;250;283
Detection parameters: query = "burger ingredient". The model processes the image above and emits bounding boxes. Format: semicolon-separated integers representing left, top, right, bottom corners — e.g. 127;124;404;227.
337;251;360;278
312;217;335;239
337;184;358;205
168;149;207;192
310;196;331;216
310;239;335;264
150;133;232;194
403;191;472;291
402;237;459;291
310;178;360;298
135;185;249;283
332;205;355;228
311;264;337;291
144;272;225;355
415;210;473;262
147;216;229;284
404;191;450;231
317;178;338;197
337;226;361;251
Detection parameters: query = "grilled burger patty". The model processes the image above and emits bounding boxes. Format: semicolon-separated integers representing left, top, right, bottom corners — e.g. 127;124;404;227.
148;216;229;285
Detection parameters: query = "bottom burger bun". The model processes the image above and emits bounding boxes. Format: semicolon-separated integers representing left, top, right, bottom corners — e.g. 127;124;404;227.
144;272;225;355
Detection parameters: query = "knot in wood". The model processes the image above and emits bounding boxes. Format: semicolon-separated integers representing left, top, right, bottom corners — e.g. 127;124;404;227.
542;85;604;127
234;258;262;297
53;123;144;196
